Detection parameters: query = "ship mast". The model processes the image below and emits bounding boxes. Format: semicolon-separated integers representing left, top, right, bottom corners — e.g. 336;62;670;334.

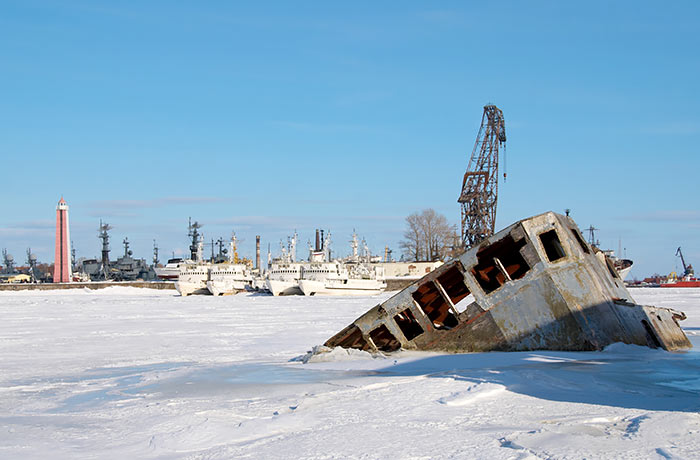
153;240;160;266
26;248;37;282
98;220;112;279
188;217;203;262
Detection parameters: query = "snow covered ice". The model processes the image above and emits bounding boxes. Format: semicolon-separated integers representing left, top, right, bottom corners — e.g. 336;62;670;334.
1;287;699;459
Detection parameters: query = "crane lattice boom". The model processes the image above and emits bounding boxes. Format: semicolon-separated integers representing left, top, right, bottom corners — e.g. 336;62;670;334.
458;105;506;249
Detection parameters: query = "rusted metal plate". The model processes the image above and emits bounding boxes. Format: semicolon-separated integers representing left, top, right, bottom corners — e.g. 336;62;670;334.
325;212;691;353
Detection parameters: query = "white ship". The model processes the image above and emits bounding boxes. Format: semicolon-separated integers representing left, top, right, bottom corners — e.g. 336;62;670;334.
154;257;187;280
174;220;211;296
205;234;252;295
586;226;633;280
175;262;211;296
266;263;304;296
206;263;251;295
251;273;270;293
298;232;386;296
606;251;633;280
298;262;386;296
265;231;304;296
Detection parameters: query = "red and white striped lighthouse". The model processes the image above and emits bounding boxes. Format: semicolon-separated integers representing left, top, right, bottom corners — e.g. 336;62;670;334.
53;197;72;283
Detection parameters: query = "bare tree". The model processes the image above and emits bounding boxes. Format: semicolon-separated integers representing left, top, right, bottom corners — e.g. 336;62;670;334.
400;213;422;261
400;209;455;261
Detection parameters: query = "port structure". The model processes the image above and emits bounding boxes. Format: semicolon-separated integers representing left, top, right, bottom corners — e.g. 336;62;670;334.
458;105;507;249
676;247;694;278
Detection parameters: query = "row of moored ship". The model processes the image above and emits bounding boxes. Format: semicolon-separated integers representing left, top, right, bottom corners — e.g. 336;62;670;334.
158;229;415;297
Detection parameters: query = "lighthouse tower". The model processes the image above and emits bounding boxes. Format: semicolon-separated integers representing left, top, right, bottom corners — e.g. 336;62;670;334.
53;197;72;283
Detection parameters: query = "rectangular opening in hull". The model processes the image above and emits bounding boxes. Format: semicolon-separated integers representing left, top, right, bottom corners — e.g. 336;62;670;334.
606;257;620;279
437;263;471;304
331;325;371;351
540;229;566;262
571;228;590;254
393;308;424;341
411;281;459;329
471;235;530;294
369;324;401;352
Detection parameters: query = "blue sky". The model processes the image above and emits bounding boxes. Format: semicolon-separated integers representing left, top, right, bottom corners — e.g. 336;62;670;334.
1;1;698;278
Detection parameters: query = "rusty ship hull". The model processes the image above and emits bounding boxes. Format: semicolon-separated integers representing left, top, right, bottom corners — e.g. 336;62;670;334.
325;212;691;354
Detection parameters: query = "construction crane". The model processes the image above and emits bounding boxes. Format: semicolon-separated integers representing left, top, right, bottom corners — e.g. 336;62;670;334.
458;105;507;249
676;247;694;277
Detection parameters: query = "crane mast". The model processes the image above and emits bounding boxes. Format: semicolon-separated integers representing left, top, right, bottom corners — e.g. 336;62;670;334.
458;105;507;249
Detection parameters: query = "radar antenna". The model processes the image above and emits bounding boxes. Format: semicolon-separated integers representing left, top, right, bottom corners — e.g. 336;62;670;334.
122;237;132;257
153;240;160;266
188;218;203;262
98;220;113;279
26;248;38;282
2;248;15;274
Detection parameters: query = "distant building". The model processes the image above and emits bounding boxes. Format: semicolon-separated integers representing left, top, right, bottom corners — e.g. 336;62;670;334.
374;261;444;279
53;197;72;283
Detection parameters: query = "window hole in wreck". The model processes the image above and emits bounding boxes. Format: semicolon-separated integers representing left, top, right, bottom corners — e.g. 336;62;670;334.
539;229;566;262
605;257;620;279
393;308;424;341
369;324;401;352
470;235;530;294
411;281;459;330
571;228;591;254
332;325;371;351
437;264;471;304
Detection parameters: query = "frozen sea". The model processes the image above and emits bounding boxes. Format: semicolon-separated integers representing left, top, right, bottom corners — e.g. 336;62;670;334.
0;287;699;459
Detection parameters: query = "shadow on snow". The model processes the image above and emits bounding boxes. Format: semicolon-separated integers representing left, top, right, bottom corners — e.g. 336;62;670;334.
373;337;700;412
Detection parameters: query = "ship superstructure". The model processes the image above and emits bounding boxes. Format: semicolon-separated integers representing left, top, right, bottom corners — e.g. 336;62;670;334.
206;232;253;295
298;261;386;296
298;231;387;296
265;231;304;296
174;218;210;296
585;225;634;280
175;263;211;296
79;221;154;281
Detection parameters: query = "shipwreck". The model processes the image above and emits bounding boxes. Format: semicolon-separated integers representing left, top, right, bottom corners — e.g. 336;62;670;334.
325;212;691;353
